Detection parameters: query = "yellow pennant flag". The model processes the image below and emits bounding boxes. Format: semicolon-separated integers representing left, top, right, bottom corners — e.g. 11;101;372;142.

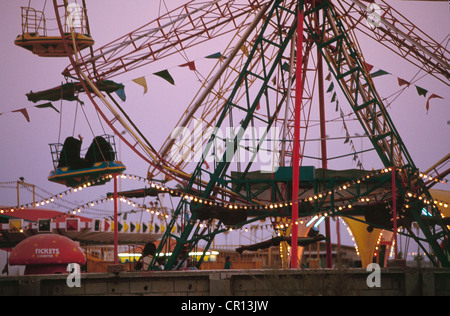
132;76;148;94
240;44;249;57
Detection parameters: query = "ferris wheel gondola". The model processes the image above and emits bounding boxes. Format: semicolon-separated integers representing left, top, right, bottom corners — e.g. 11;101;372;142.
48;134;126;188
14;4;94;57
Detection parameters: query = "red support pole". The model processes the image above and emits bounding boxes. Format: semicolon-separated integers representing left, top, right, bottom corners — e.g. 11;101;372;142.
113;173;119;264
392;167;398;260
316;10;333;269
291;4;304;269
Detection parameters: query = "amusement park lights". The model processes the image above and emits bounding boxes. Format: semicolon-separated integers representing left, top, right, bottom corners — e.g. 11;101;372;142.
1;167;449;236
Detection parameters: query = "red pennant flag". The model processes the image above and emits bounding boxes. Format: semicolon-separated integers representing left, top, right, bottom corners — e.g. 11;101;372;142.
363;62;374;72
66;218;79;231
13;108;30;122
426;94;444;113
397;78;410;87
104;220;110;231
179;61;197;71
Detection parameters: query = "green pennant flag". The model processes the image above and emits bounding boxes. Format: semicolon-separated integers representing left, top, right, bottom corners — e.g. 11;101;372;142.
371;69;390;78
154;69;175;85
142;222;148;233
344;130;350;144
331;92;337;103
35;102;60;113
326;82;334;93
281;62;290;72
205;52;222;59
415;85;428;97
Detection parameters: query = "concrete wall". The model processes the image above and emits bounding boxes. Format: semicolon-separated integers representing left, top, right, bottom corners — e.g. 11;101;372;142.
0;268;448;296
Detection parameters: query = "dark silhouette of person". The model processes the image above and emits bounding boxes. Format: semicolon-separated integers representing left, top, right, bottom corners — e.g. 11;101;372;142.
85;136;115;165
57;135;90;169
224;256;232;269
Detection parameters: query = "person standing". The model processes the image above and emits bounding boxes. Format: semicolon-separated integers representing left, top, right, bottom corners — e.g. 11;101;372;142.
224;256;232;269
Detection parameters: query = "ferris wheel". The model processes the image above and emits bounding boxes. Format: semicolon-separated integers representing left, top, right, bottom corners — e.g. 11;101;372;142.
16;0;449;269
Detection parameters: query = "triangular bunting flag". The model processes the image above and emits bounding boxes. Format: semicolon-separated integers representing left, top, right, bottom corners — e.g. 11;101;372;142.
415;85;428;97
344;130;350;144
123;222;129;232
281;62;290;72
142;222;148;233
205;52;222;59
179;61;196;71
115;88;126;101
325;73;332;81
154;70;175;85
130;222;135;232
363;62;374;72
426;93;443;113
397;78;410;87
371;69;390;78
331;92;337;103
13;108;30;122
155;223;160;233
326;82;334;93
35;102;60;113
104;220;110;232
240;44;249;57
132;77;148;94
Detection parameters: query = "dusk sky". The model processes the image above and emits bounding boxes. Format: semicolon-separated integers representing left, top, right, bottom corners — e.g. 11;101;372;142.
0;1;448;251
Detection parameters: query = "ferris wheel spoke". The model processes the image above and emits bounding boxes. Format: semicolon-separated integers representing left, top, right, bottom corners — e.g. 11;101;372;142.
63;0;272;81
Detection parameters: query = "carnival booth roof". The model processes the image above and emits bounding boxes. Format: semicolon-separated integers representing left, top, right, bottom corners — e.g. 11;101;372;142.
0;208;162;247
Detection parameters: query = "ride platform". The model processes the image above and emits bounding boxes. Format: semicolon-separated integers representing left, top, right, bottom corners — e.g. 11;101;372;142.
48;161;126;188
14;32;94;57
14;6;94;58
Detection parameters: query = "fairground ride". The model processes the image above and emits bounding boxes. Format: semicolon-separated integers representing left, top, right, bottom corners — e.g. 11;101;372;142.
15;0;449;269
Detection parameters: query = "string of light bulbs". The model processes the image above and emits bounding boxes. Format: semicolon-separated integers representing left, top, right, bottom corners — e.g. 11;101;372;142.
1;168;448;220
